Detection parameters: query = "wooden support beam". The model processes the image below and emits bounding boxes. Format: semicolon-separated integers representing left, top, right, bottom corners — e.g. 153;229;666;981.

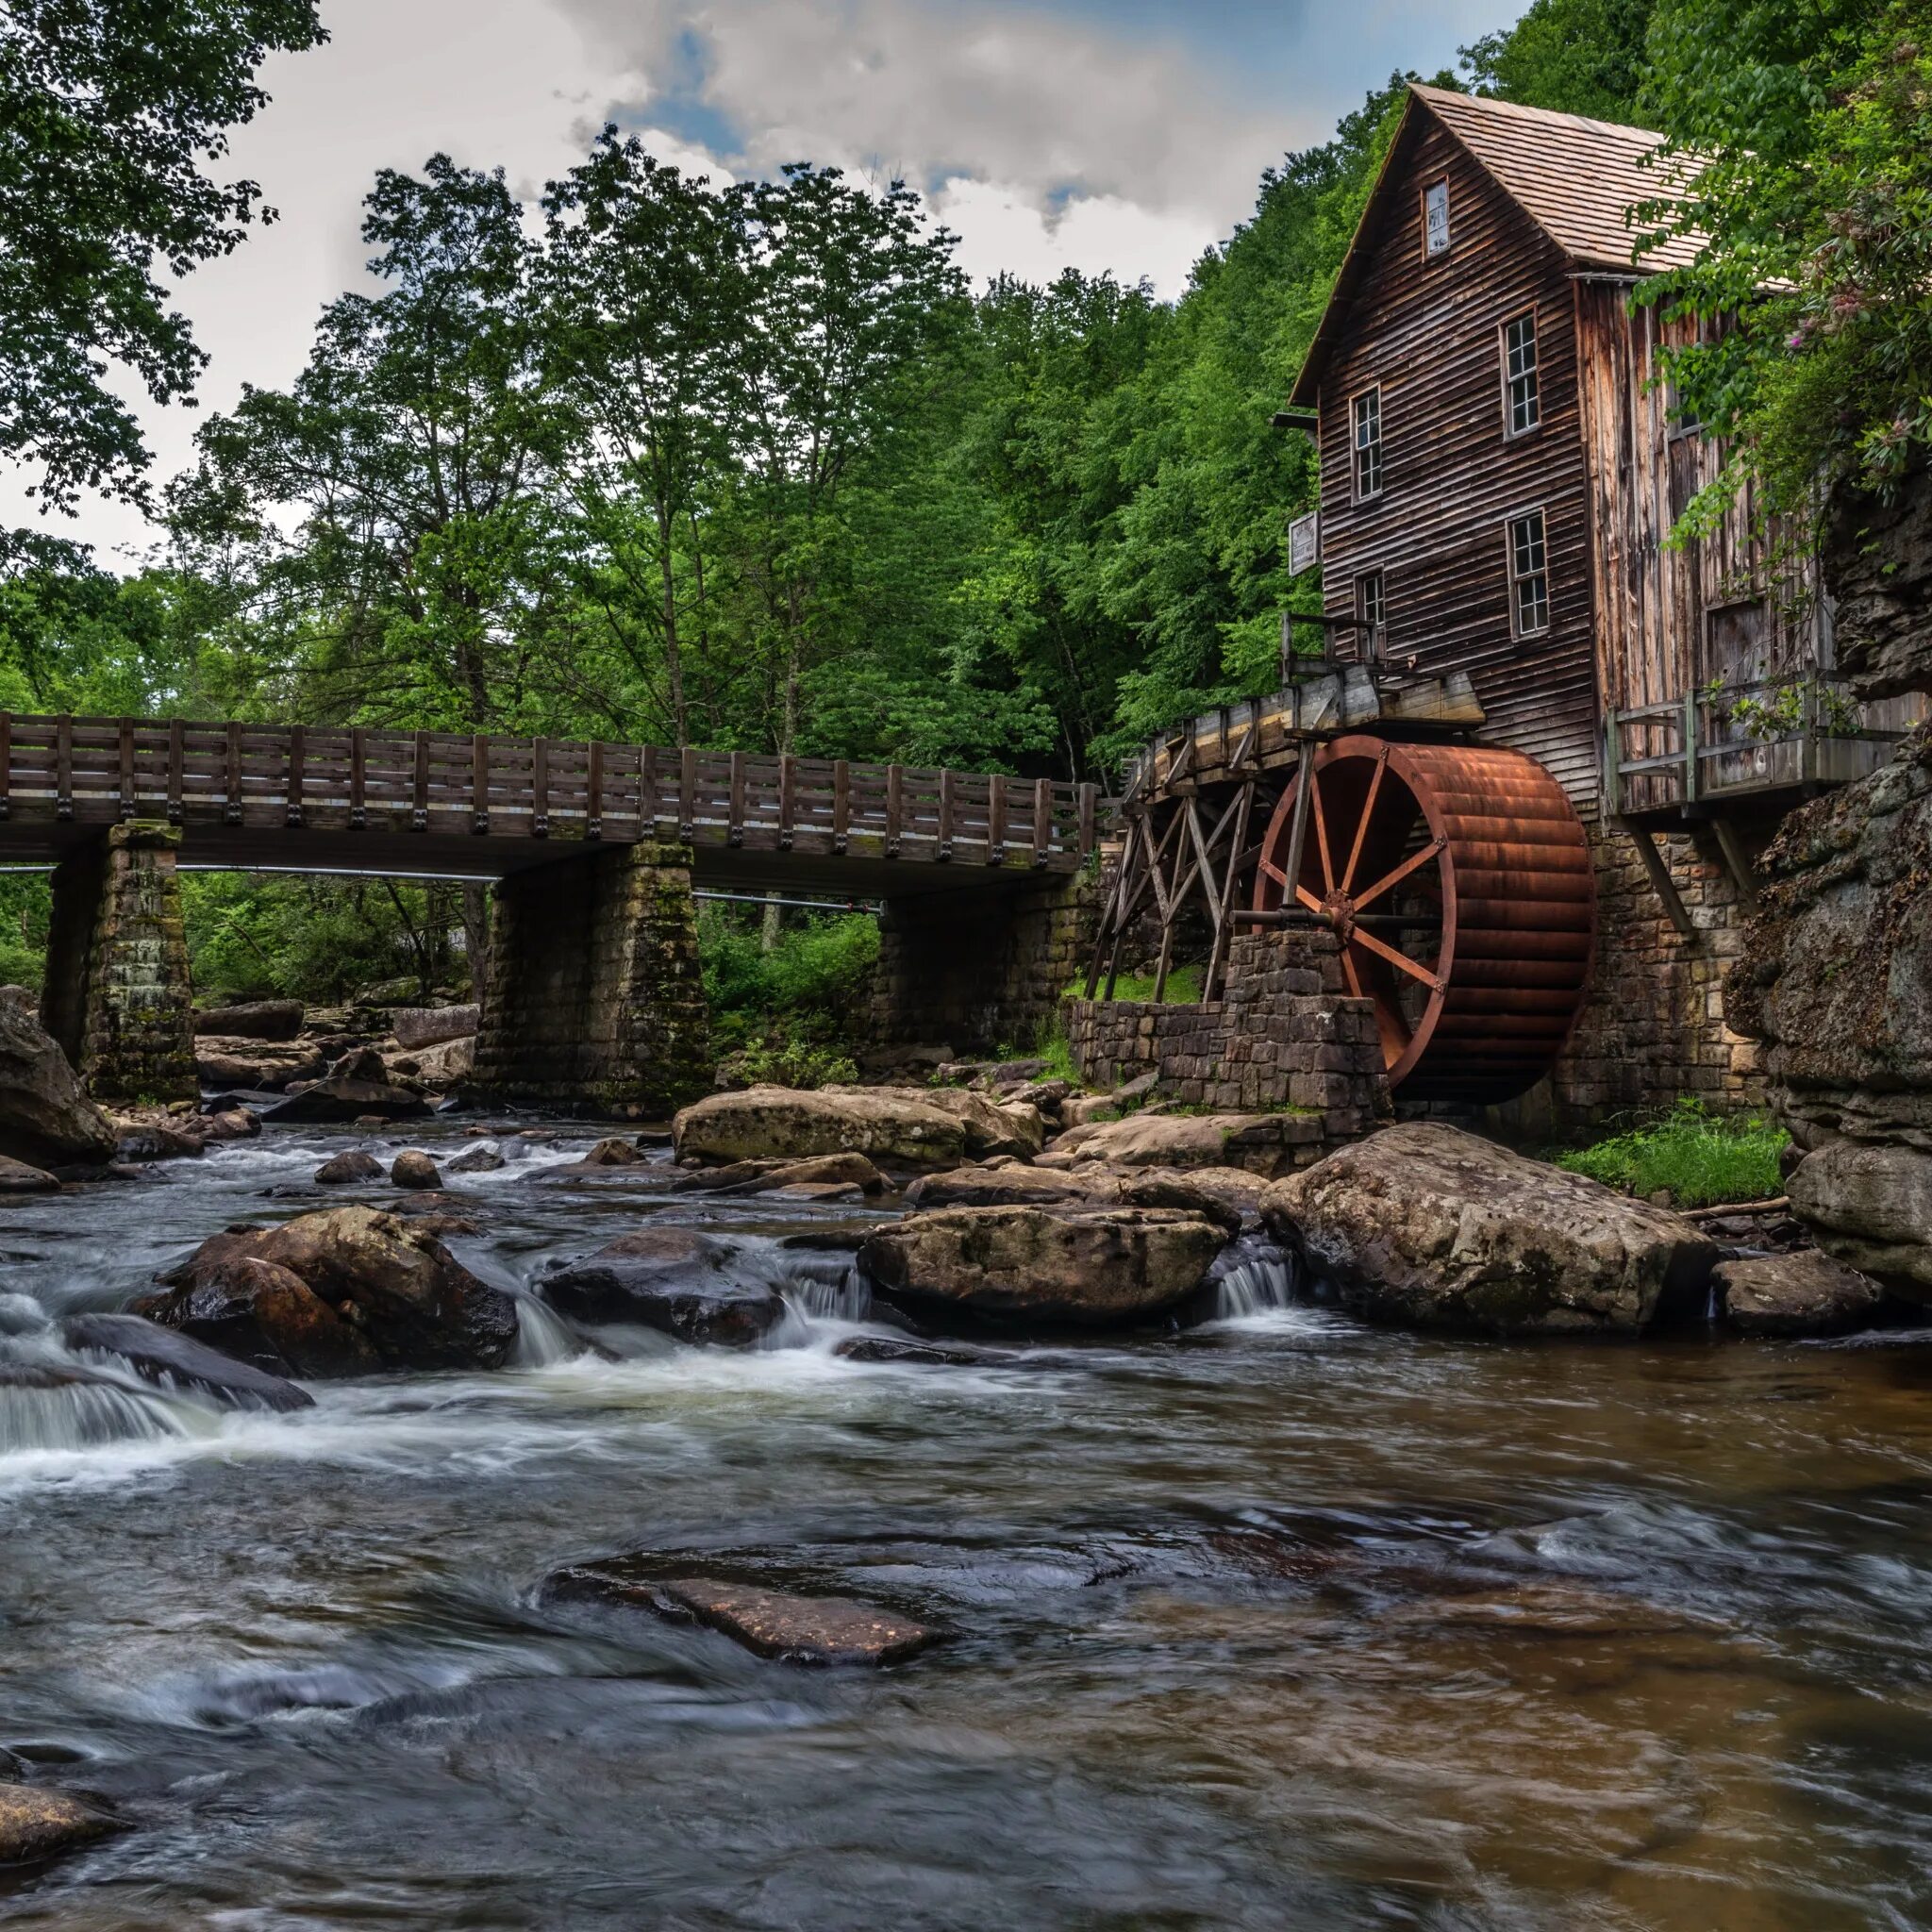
1619;817;1697;941
1710;818;1759;913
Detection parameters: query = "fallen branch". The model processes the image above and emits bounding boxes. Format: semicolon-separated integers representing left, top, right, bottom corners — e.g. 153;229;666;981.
1681;1195;1790;1222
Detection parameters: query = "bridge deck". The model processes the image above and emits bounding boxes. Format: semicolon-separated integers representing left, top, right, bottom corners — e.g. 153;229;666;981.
0;715;1097;894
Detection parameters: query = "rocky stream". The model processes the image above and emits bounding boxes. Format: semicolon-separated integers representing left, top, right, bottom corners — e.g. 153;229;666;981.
3;1095;1932;1930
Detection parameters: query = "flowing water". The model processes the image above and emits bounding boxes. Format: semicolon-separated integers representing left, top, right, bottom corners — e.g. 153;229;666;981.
5;1122;1932;1929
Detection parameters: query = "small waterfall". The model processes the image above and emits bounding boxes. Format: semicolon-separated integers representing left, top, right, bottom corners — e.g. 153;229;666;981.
0;1360;198;1454
0;1291;49;1338
508;1293;589;1368
774;1250;873;1324
1205;1236;1301;1321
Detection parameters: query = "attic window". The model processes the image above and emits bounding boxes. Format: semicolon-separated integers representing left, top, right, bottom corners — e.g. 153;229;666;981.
1424;180;1451;258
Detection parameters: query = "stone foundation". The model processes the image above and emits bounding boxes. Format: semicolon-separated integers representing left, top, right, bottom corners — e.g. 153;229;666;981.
472;841;711;1118
1061;931;1390;1162
1539;819;1767;1134
42;822;197;1104
869;870;1096;1055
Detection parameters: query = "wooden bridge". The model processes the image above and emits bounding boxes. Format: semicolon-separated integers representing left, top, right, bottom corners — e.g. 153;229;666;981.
0;713;1098;895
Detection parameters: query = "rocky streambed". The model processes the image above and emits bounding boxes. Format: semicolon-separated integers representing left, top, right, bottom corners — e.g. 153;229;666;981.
5;1104;1932;1928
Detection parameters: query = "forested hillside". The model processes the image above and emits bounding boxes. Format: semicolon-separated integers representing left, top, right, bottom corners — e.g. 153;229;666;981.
1;0;1919;1003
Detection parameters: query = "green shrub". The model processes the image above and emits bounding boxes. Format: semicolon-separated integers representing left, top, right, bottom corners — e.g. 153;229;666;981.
1098;962;1205;1005
1555;1100;1788;1208
699;907;880;1061
724;1038;858;1090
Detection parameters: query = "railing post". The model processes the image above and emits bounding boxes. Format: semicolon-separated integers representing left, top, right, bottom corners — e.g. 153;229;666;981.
349;727;367;829
225;721;242;824
471;732;490;835
1077;781;1097;858
286;724;305;827
586;740;604;841
166;718;184;824
1602;711;1620;819
778;753;794;851
1032;777;1052;867
531;736;549;836
832;758;850;854
0;712;11;821
1681;690;1699;808
117;718;135;820
885;763;903;859
635;743;653;840
679;744;696;841
412;730;429;830
727;750;746;847
986;774;1006;865
937;769;954;860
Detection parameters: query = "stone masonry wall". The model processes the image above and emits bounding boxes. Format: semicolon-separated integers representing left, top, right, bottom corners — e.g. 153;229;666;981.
473;841;711;1118
1062;930;1391;1167
869;869;1097;1055
1540;820;1766;1135
42;822;197;1104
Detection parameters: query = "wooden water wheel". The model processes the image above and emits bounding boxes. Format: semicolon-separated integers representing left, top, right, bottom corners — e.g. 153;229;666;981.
1251;735;1593;1103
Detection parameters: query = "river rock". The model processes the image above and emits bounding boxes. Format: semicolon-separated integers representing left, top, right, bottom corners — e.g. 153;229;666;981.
904;1159;1242;1233
0;1155;58;1193
1713;1250;1887;1338
259;1046;432;1124
113;1119;206;1162
0;986;117;1170
194;1038;327;1091
193;999;304;1041
541;1228;784;1345
138;1206;518;1375
1786;1141;1932;1295
447;1141;504;1174
315;1149;383;1185
675;1085;974;1170
671;1152;886;1197
583;1137;646;1167
858;1204;1229;1325
62;1311;314;1410
404;1034;475;1091
1262;1123;1718;1336
834;1335;1013;1367
201;1108;260;1141
390;1150;441;1191
1047;1109;1322;1178
0;1786;119;1865
547;1566;939;1665
391;1005;481;1050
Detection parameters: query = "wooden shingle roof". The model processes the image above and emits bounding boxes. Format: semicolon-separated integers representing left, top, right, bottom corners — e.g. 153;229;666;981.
1287;85;1705;408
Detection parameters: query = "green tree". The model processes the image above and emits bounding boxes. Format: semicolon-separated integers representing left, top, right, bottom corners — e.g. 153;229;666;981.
1;0;325;539
1461;0;1655;119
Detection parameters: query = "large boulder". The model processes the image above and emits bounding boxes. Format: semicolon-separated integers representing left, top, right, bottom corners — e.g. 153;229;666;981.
1726;726;1932;1286
0;986;117;1169
1713;1250;1887;1338
674;1084;1030;1171
194;1038;327;1091
1787;1141;1932;1295
858;1204;1229;1325
193;999;303;1041
540;1227;785;1346
391;1004;480;1050
1822;470;1932;701
904;1159;1242;1233
1046;1109;1325;1178
135;1206;518;1376
62;1311;314;1410
1263;1123;1718;1336
258;1046;432;1124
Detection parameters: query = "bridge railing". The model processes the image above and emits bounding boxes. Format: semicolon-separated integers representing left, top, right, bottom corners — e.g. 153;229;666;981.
0;714;1098;870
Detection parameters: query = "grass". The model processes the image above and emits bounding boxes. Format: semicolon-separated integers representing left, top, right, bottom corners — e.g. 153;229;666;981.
1554;1100;1789;1208
1102;962;1205;1005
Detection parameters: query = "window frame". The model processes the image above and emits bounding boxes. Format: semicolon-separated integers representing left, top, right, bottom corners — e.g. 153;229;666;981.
1422;179;1451;260
1349;384;1384;504
1506;507;1551;640
1499;309;1541;440
1355;568;1386;662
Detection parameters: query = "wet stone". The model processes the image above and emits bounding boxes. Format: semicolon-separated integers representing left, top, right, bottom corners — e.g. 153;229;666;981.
549;1567;940;1665
0;1786;119;1866
0;1156;58;1194
834;1335;1013;1367
390;1151;441;1191
315;1150;382;1186
62;1312;314;1412
446;1142;505;1174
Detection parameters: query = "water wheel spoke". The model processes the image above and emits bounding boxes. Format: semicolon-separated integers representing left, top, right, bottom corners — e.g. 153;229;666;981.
1339;943;1364;998
1309;770;1336;891
1351;924;1441;991
1258;856;1290;886
1293;885;1324;915
1354;835;1445;911
1340;751;1387;892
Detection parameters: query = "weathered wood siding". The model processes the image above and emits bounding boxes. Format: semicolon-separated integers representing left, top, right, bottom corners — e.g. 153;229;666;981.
1574;282;1822;717
1314;119;1602;811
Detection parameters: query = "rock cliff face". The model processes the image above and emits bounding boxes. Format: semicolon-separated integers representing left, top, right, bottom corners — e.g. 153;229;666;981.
1727;475;1932;1292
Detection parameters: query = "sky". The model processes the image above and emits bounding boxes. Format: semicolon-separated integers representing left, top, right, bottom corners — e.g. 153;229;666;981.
28;0;1509;565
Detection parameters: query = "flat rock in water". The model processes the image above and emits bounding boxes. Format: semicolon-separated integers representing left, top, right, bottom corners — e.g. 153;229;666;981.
1715;1250;1887;1337
193;999;303;1041
446;1141;504;1174
0;1786;119;1865
673;1152;884;1197
62;1311;314;1411
1048;1110;1320;1178
315;1149;383;1185
582;1137;646;1167
541;1228;784;1346
906;1161;1242;1234
0;1155;58;1193
834;1335;1011;1367
1263;1123;1718;1337
550;1567;939;1665
674;1084;1039;1170
859;1203;1229;1325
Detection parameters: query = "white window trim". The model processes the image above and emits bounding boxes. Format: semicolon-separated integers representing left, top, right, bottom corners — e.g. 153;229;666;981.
1422;179;1451;259
1350;384;1384;505
1499;310;1541;441
1506;506;1551;640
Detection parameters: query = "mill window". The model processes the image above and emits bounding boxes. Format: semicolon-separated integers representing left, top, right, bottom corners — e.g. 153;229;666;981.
1424;180;1450;258
1356;569;1385;660
1503;312;1540;436
1508;509;1550;638
1351;387;1383;501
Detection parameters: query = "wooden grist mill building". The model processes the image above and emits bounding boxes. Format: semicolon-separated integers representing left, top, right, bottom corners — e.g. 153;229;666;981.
1073;84;1920;1135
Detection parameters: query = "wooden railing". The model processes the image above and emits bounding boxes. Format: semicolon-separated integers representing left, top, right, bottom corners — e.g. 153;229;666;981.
0;714;1098;871
1605;676;1920;818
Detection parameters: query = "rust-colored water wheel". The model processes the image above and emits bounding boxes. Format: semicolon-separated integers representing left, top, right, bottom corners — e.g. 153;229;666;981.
1251;735;1594;1103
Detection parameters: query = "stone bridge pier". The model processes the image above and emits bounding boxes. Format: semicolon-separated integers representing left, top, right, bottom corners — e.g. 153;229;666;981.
42;821;198;1104
472;840;713;1119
